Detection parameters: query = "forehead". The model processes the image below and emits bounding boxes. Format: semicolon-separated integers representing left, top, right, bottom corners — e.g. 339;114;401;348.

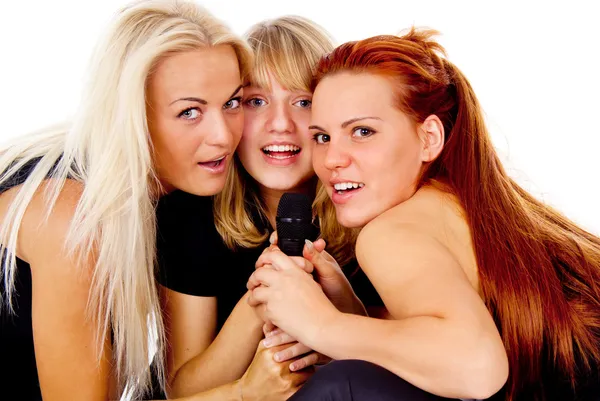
247;71;311;95
148;46;241;102
312;72;396;122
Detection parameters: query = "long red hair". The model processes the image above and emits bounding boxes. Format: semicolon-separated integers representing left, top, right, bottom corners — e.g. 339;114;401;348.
312;28;600;400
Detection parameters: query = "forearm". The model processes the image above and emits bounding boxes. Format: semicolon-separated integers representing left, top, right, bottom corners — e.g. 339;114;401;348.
170;293;263;397
309;312;505;400
164;380;242;401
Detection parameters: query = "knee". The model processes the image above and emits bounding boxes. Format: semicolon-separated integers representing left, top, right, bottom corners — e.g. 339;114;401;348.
315;359;382;383
291;360;392;399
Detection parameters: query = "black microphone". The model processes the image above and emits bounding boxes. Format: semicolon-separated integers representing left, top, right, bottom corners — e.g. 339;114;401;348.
276;193;316;256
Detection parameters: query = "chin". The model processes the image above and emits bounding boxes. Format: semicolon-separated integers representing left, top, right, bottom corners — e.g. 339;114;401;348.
256;174;313;193
184;179;226;197
336;209;370;229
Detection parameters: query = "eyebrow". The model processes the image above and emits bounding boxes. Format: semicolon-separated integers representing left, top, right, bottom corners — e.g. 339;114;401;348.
308;116;382;132
341;116;382;128
169;84;244;106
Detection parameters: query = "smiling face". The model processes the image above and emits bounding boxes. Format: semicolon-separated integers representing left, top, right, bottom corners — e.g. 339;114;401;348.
146;45;244;196
311;72;429;228
236;73;316;194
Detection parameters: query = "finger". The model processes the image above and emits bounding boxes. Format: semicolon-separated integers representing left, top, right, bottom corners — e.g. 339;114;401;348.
313;238;327;252
289;351;322;371
273;342;312;362
265;327;280;338
246;266;273;290
263;331;298;349
290;256;314;274
247;266;280;290
247;271;261;291
256;245;283;268
303;240;338;277
257;249;300;272
264;323;278;337
269;230;278;245
248;286;269;306
256;246;280;268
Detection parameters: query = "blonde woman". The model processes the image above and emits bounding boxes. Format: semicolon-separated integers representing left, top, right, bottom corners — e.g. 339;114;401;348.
0;1;260;400
156;15;384;400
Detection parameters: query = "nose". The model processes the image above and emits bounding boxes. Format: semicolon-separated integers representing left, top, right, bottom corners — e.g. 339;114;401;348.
266;102;294;134
205;111;235;149
322;139;351;171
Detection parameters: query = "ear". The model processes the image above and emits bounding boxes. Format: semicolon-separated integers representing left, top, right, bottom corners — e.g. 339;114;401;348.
418;114;445;163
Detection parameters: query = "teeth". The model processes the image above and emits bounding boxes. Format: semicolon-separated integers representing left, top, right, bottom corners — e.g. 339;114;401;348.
333;182;364;191
262;145;300;152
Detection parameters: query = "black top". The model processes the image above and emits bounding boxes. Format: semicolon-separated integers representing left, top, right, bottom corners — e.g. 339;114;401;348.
1;159;44;400
156;189;383;330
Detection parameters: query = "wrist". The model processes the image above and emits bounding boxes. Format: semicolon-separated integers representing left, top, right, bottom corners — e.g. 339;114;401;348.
307;304;343;351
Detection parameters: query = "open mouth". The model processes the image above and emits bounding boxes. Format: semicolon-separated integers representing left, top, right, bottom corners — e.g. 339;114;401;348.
198;155;225;168
333;181;364;195
262;144;301;159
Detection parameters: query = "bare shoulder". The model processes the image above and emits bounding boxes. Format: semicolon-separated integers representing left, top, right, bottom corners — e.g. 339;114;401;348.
355;186;470;286
354;187;482;319
356;185;459;257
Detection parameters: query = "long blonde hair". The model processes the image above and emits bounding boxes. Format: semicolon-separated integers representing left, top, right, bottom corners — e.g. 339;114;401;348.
0;1;251;397
213;16;357;266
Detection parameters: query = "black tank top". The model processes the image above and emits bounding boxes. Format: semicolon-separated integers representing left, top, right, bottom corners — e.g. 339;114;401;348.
0;158;44;400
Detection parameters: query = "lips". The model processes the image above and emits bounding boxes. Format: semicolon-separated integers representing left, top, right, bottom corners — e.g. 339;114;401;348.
261;144;301;159
198;158;224;168
197;154;228;172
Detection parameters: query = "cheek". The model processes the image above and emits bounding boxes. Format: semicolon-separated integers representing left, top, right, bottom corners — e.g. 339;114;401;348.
151;118;184;162
372;141;422;196
237;125;259;166
311;146;327;178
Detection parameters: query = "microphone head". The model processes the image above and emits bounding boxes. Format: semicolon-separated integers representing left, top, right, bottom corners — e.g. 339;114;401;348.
276;193;316;256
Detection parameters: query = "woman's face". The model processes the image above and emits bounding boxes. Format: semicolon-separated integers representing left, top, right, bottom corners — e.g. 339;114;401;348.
147;45;244;196
311;72;429;228
236;73;315;194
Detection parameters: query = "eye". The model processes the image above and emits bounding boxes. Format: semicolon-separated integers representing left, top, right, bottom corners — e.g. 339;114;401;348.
244;97;267;108
293;99;312;109
312;133;330;144
352;127;375;138
178;107;201;120
224;96;242;110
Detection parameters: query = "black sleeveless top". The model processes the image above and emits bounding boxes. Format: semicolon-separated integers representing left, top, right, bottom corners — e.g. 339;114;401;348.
0;159;45;400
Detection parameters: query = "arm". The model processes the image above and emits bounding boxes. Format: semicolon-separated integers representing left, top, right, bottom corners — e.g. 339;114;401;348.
311;223;508;399
17;181;114;400
161;292;310;401
248;221;508;400
163;288;264;397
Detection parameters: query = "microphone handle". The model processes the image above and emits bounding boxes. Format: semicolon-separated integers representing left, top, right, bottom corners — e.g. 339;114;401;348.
278;238;305;257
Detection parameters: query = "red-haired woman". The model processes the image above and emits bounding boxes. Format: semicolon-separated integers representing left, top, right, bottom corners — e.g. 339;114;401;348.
247;29;600;401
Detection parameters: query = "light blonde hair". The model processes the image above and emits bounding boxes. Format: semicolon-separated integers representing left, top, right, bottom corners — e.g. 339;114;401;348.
0;0;251;398
213;16;357;266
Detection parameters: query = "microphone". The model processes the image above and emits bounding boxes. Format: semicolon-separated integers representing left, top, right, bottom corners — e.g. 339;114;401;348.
276;193;316;256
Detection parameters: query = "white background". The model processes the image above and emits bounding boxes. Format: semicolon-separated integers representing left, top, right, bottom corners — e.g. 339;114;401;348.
1;0;598;234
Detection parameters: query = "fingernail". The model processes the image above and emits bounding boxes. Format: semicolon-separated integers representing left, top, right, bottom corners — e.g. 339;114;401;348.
289;363;297;371
269;232;276;244
274;353;282;362
263;338;272;347
305;239;314;251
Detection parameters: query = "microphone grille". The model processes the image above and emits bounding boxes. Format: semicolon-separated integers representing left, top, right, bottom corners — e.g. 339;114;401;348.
276;192;312;219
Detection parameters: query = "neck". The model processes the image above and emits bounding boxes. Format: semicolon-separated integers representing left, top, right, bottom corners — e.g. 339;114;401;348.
260;177;318;230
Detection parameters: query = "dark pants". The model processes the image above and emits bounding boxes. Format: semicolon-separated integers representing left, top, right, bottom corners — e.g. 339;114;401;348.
289;360;457;401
